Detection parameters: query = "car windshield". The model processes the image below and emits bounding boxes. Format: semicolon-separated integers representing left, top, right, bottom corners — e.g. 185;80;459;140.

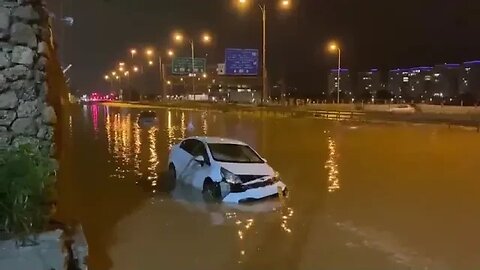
139;111;156;118
208;143;264;163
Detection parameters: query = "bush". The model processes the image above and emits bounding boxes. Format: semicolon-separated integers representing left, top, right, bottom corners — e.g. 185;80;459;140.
0;146;56;243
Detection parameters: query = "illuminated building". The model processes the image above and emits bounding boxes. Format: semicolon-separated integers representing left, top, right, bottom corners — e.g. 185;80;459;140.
328;69;352;99
459;61;480;102
357;69;382;97
387;69;409;98
431;64;460;101
407;66;433;100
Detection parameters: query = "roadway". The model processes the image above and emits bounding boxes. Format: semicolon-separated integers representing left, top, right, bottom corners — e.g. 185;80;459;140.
55;103;480;270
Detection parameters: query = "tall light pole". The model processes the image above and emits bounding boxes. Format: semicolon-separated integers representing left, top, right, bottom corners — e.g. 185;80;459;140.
238;0;291;104
145;48;175;99
130;49;137;59
174;32;211;101
104;75;113;89
329;42;341;104
261;3;267;104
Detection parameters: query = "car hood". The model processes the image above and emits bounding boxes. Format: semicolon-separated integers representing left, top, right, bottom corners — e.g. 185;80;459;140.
218;162;274;176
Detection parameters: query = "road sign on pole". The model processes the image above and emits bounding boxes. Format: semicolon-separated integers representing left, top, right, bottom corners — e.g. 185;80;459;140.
172;57;206;75
225;48;259;76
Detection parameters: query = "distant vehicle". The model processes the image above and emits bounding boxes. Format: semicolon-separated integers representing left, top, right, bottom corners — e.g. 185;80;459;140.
389;104;416;114
138;111;158;125
168;137;288;204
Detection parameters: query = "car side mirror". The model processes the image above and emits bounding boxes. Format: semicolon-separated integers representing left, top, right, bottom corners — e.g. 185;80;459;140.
194;155;205;166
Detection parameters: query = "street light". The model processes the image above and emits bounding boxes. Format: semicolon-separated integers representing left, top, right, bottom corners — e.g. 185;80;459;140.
237;0;291;104
111;71;117;76
119;62;125;67
118;66;125;72
174;32;184;42
328;42;341;104
202;34;211;43
130;49;137;58
167;80;171;85
173;31;212;100
105;75;114;89
281;0;290;8
135;46;177;99
146;49;154;57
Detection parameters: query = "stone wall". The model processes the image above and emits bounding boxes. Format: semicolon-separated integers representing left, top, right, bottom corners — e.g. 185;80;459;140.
0;0;57;156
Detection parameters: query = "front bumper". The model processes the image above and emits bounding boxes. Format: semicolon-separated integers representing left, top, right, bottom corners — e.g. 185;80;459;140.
222;181;287;204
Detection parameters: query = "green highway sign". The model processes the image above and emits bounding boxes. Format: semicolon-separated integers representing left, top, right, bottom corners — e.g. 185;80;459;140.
172;57;207;75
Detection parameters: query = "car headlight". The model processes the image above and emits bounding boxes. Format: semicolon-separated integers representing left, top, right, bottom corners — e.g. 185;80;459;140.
221;167;242;185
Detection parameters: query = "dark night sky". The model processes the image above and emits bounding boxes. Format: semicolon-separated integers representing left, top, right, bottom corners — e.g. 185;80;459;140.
46;0;480;97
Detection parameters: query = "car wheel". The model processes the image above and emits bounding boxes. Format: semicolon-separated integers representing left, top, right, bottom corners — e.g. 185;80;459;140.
203;178;221;202
168;163;177;182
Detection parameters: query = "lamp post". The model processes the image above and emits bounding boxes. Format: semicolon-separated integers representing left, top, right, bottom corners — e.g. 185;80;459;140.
130;49;137;59
173;32;211;101
104;75;113;89
329;42;341;104
130;48;174;99
238;0;291;104
146;48;175;99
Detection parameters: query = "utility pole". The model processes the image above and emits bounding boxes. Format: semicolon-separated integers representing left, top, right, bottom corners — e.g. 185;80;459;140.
261;4;268;105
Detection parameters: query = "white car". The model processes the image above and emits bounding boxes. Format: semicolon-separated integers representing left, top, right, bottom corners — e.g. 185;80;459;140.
389;104;416;114
167;137;288;204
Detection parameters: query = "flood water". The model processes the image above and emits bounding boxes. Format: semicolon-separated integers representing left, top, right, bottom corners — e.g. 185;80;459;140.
56;104;480;270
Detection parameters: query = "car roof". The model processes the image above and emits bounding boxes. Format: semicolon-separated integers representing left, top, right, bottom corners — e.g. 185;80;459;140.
186;136;248;145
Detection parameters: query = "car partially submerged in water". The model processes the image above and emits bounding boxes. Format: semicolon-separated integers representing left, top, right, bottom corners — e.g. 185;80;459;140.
389;104;416;114
137;111;158;125
167;137;287;203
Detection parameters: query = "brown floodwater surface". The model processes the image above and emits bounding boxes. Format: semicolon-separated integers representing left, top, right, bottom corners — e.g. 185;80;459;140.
56;104;480;270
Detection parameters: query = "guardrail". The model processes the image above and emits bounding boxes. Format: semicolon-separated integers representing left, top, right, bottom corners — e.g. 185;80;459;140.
308;110;365;121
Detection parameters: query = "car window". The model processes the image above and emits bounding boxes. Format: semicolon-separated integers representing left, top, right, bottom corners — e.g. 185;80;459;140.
139;111;156;118
180;139;210;164
208;143;264;163
191;140;210;163
180;139;196;154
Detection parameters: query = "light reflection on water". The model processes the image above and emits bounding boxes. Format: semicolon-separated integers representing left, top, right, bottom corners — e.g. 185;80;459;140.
91;105;99;136
68;115;73;138
147;126;159;183
325;135;341;193
133;121;142;178
201;111;208;135
180;111;186;138
60;105;480;269
166;110;174;149
104;112;157;181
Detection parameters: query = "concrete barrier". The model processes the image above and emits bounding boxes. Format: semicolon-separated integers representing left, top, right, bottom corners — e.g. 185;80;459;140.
303;104;357;111
363;104;394;112
416;104;480;115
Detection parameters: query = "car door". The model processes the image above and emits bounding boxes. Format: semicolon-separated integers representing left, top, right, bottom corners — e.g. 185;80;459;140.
182;140;213;190
174;139;196;181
